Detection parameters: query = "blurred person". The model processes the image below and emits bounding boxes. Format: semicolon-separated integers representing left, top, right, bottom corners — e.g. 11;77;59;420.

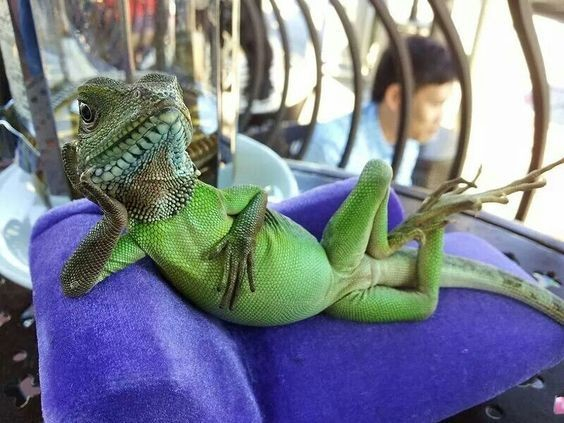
304;35;456;185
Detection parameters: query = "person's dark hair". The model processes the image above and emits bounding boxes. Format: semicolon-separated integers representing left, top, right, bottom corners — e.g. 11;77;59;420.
371;35;456;103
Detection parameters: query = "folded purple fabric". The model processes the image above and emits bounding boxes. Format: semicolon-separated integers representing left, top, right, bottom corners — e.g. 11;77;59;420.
31;179;564;422
272;177;405;237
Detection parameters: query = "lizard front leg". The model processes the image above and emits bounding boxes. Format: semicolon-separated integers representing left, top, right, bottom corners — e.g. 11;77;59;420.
61;144;128;296
208;187;267;310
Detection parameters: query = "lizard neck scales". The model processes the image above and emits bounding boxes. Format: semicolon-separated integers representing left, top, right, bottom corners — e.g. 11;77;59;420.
123;163;198;223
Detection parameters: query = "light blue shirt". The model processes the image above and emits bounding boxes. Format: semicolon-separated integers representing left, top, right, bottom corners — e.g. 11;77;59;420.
303;102;420;186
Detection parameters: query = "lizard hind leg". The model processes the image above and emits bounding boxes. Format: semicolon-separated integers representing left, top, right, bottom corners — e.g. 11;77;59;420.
321;159;393;274
325;228;444;322
383;157;564;256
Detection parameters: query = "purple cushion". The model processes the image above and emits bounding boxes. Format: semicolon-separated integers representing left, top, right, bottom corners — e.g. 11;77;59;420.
31;181;564;422
273;177;405;237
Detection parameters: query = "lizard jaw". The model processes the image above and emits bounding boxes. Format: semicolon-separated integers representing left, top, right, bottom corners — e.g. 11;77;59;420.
86;108;190;188
83;106;198;222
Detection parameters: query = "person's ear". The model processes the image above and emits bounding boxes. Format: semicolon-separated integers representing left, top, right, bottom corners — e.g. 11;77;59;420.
383;83;401;112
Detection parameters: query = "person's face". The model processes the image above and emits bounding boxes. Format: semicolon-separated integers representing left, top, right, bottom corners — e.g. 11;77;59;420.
409;82;453;142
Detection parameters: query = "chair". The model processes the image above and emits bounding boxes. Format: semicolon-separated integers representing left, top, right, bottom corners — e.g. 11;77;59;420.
30;178;563;422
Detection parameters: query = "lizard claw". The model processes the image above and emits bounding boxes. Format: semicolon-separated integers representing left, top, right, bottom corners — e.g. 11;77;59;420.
207;237;228;261
62;142;81;190
76;166;128;226
80;167;96;182
387;158;564;253
208;231;257;310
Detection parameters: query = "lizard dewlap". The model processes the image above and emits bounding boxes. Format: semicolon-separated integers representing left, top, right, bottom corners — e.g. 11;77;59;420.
61;73;564;326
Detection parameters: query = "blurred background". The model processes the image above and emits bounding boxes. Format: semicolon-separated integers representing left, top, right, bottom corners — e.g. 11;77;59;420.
234;0;564;240
2;0;562;240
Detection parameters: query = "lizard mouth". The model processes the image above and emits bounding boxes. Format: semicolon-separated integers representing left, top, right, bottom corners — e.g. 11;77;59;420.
86;107;190;185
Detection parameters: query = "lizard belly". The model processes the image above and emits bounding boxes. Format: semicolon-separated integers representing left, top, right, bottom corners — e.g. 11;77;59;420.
138;210;336;326
212;224;336;326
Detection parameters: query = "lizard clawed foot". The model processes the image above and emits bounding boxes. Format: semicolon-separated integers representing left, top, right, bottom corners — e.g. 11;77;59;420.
208;231;257;310
388;157;564;250
62;142;127;222
62;142;81;191
79;168;128;228
418;167;481;213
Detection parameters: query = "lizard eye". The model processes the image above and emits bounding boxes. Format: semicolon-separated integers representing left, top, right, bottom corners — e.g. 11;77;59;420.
79;102;98;130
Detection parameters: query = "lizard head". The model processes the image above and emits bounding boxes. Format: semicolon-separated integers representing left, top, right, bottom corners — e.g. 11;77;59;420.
74;73;199;222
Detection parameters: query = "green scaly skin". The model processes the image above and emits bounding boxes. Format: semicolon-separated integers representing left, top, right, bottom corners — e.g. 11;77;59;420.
61;73;564;326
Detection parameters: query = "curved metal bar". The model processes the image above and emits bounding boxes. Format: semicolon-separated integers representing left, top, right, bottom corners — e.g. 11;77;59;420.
508;0;550;221
238;0;266;132
6;0;69;198
118;0;135;82
154;0;169;70
264;0;290;148
427;0;472;181
409;0;420;23
293;0;322;160
0;49;10;105
329;0;363;169
367;0;413;178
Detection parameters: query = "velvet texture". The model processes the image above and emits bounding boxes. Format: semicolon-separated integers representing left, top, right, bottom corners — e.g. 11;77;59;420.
31;178;564;422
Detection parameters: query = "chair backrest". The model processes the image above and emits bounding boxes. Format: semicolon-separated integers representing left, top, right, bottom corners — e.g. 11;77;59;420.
240;0;549;221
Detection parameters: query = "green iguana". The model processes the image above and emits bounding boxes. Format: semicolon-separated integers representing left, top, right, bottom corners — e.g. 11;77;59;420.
61;73;564;326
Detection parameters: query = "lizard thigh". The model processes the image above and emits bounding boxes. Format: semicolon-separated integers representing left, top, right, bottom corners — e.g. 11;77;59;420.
324;285;437;322
325;229;444;322
321;159;392;273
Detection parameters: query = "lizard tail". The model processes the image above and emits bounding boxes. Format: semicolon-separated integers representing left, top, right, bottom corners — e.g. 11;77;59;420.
439;254;564;325
376;250;563;325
